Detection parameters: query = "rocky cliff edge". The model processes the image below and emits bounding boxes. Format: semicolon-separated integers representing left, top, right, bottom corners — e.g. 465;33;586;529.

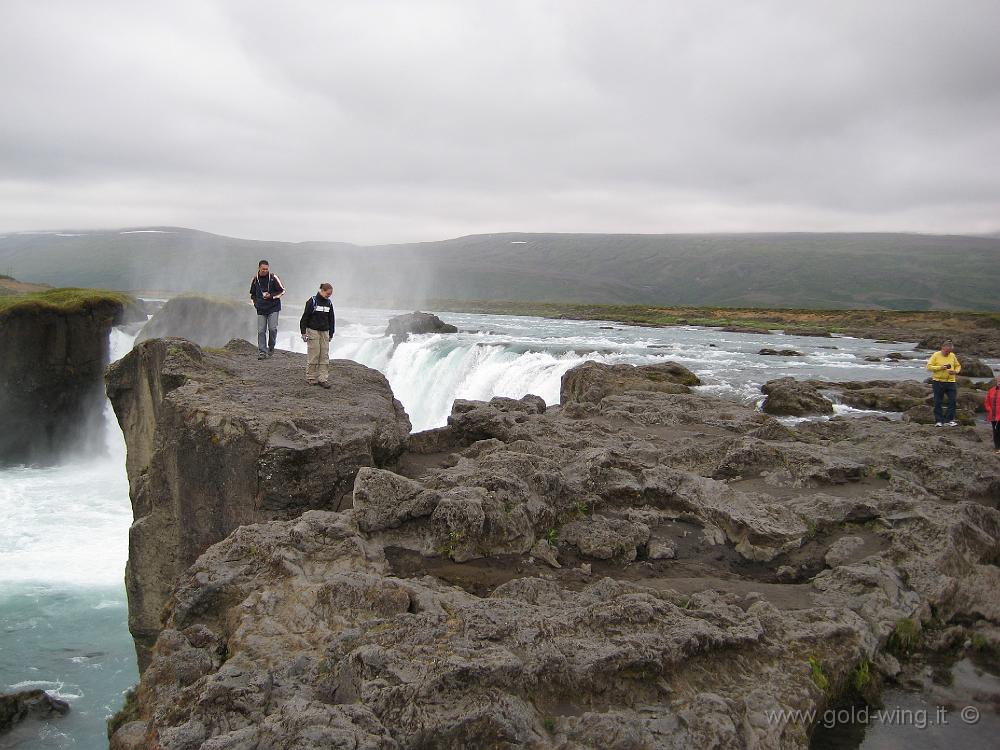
110;354;1000;748
105;338;411;669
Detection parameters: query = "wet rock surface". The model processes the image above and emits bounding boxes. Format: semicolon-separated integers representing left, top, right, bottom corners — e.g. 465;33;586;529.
959;355;996;378
111;354;1000;749
759;348;803;356
0;689;70;734
761;377;835;416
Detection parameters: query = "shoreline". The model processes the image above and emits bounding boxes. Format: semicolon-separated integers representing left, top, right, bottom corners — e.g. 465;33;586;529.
423;299;1000;358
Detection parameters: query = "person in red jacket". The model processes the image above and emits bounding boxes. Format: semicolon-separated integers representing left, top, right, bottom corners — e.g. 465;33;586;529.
986;374;1000;453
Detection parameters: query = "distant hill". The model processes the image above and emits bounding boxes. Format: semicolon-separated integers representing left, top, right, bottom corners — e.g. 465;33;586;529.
0;227;998;310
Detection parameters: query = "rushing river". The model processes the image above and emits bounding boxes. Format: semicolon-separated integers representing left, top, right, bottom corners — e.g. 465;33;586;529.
1;309;996;748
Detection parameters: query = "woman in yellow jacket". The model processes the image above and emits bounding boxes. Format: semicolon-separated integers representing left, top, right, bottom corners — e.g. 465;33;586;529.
926;340;961;426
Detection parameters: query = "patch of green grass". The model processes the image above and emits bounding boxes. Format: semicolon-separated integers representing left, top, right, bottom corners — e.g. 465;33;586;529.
573;501;589;519
0;287;134;318
437;530;466;558
809;656;830;694
545;528;558;546
542;717;556;734
852;659;872;693
888;617;921;655
970;633;996;654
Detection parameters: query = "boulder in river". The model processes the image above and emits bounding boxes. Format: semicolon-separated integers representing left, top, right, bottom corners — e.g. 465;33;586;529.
760;377;835;416
959;356;995;378
385;311;458;344
0;690;70;734
759;348;803;356
560;360;701;404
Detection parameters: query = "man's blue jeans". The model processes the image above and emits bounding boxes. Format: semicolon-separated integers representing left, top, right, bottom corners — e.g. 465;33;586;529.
932;381;957;423
257;311;279;353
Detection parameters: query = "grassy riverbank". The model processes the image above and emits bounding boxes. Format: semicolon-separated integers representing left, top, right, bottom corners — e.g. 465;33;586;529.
0;287;136;318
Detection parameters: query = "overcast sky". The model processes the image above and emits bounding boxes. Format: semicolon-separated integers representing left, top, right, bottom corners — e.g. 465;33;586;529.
1;0;998;244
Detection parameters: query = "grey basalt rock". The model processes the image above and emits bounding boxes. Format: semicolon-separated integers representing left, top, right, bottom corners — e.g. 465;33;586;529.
816;379;929;412
113;365;1000;748
761;377;835;416
759;348;803;356
385;311;458;344
106;337;411;669
825;535;867;567
958;355;995;378
560;360;701;404
0;295;140;465
114;511;871;750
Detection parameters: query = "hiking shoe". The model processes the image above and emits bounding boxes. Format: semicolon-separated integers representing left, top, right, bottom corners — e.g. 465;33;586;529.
935;422;944;427
258;352;267;360
267;350;275;358
946;421;958;427
318;381;331;389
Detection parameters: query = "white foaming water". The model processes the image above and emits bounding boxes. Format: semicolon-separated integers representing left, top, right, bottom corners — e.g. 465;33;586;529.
0;327;137;750
272;308;972;432
0;328;133;587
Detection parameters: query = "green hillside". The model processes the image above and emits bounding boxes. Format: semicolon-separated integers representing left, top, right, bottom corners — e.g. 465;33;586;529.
0;228;997;310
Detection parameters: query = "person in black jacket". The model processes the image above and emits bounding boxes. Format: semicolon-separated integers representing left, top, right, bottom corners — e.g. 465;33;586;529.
249;260;285;359
299;283;336;387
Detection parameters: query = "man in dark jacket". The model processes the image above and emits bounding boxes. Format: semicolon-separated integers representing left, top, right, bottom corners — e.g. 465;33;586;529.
299;282;336;387
249;260;285;359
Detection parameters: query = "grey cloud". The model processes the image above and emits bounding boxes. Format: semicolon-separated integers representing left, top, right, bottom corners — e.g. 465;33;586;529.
0;0;998;242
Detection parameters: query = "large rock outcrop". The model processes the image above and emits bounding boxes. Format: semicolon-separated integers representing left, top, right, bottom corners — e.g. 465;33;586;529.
0;289;140;465
113;353;1000;748
106;338;411;668
560;360;701;404
136;294;256;348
